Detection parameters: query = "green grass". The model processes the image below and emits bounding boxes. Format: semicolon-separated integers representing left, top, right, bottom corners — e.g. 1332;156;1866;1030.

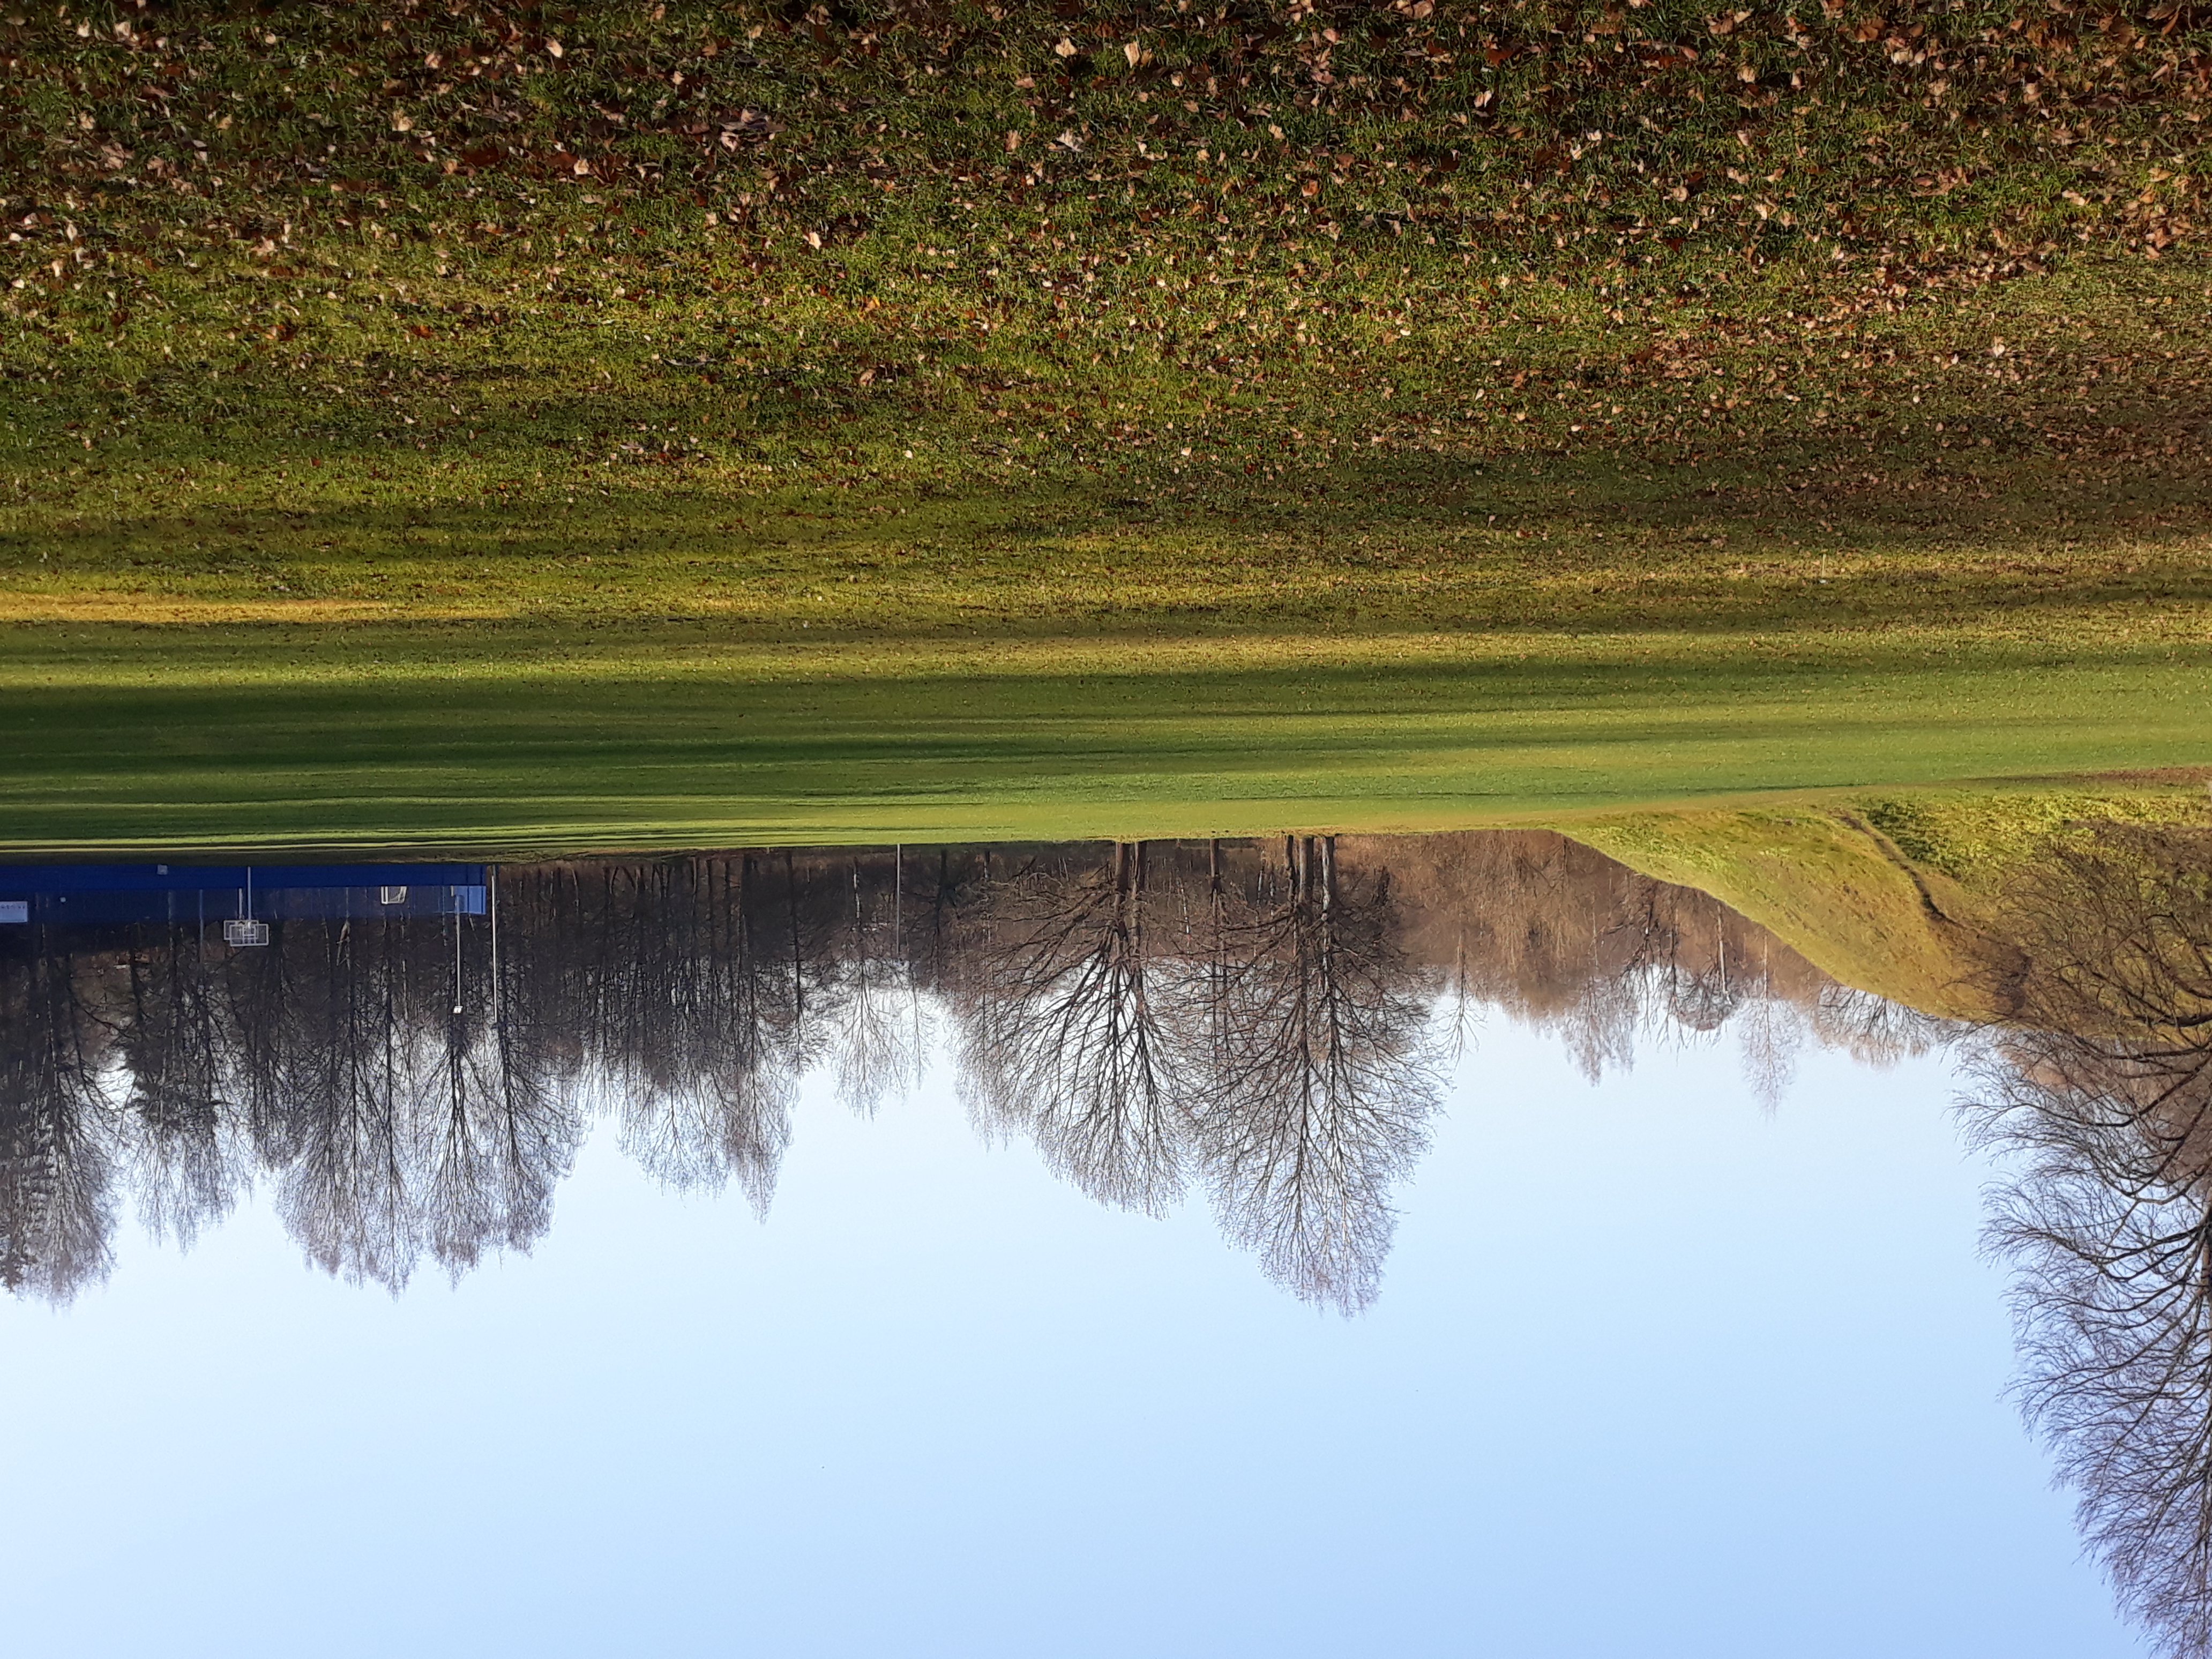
5;614;2208;853
2;1;2209;852
1564;780;2212;1017
8;341;2210;854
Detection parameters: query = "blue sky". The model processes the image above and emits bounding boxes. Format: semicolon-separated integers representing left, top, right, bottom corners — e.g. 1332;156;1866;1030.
0;1017;2140;1658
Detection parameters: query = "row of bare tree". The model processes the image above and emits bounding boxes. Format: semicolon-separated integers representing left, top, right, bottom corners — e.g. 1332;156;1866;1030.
0;832;1889;1313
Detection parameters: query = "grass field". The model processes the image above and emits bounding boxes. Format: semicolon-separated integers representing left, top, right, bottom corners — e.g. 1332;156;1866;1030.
6;616;2209;852
3;1;2208;852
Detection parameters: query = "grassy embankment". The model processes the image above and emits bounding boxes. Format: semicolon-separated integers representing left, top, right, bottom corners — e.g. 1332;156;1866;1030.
1572;777;2212;1017
2;0;2209;851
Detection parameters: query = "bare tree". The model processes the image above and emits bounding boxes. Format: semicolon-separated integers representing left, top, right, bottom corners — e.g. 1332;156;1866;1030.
116;917;243;1250
1189;837;1441;1314
1809;983;1951;1070
1968;826;2212;1659
827;854;928;1117
955;843;1192;1216
0;931;118;1302
574;857;806;1218
1388;833;1837;1090
238;910;581;1289
1735;961;1806;1116
414;908;582;1278
265;916;423;1288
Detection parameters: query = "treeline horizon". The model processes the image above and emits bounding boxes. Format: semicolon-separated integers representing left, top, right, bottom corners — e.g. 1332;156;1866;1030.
0;831;1942;1310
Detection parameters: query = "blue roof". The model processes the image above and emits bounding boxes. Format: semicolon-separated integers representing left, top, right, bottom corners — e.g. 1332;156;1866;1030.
0;864;490;924
0;863;487;894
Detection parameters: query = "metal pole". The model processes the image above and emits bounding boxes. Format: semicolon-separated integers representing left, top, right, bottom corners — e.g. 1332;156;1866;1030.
489;867;501;1028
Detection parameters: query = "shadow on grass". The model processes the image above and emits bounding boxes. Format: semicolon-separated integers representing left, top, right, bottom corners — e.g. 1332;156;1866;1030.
6;399;2210;642
3;627;2209;851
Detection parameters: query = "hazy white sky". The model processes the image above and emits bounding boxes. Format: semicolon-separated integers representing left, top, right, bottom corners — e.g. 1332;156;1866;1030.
0;1018;2142;1658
